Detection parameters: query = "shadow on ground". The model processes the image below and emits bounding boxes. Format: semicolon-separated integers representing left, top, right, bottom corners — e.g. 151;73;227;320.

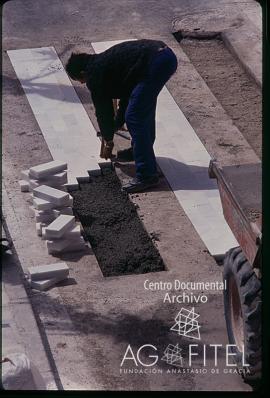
2;73;93;106
115;156;215;191
30;291;227;372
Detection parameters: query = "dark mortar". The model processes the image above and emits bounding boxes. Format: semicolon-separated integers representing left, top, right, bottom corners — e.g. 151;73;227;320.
71;171;165;277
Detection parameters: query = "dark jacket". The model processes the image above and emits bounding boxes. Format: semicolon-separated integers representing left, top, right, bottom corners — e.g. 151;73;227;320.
86;39;167;141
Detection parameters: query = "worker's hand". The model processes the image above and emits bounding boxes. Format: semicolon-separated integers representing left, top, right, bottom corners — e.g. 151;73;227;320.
100;139;114;159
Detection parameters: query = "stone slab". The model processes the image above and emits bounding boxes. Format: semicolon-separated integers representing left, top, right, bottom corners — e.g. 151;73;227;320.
53;207;73;218
47;240;86;255
91;40;238;255
42;223;81;241
27;262;69;281
45;214;75;239
33;185;69;206
46;236;84;253
30;275;68;291
19;180;30;192
7;47;107;185
33;197;54;211
29;160;67;179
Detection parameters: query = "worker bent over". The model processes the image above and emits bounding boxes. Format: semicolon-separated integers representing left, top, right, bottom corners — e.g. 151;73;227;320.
66;39;177;193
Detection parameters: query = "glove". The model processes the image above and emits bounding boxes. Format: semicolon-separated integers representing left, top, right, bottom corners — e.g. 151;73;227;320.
100;138;114;160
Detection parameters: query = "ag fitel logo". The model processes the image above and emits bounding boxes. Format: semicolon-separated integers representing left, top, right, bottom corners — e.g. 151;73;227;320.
119;307;250;375
170;307;201;340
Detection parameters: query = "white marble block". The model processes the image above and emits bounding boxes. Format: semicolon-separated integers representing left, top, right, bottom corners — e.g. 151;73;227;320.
27;262;69;281
29;160;67;179
45;215;75;239
33;185;69;206
19;180;30;192
30;275;68;291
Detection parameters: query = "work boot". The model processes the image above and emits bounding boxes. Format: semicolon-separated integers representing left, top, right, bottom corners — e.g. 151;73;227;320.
116;147;134;162
122;175;159;193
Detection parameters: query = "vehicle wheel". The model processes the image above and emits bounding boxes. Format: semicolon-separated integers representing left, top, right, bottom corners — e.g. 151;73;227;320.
223;247;261;381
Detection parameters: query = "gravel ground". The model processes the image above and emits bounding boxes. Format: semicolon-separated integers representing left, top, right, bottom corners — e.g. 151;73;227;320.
72;171;165;276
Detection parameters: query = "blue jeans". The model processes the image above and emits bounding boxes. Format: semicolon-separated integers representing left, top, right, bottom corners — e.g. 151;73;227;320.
125;47;178;179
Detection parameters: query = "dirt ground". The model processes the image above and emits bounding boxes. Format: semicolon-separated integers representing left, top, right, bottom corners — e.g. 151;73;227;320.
180;38;262;159
72;171;165;276
2;0;261;392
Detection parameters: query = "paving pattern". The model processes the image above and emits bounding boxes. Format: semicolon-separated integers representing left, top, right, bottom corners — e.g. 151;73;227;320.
7;47;107;188
8;42;238;256
92;40;238;256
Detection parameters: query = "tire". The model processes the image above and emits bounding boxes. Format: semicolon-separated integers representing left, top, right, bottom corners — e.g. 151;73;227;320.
223;247;261;381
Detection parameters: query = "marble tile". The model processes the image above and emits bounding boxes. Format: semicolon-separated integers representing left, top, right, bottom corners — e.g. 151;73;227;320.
9;43;238;255
7;47;102;185
91;40;238;255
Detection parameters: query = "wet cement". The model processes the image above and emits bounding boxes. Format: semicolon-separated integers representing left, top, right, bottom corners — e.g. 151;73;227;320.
72;171;165;277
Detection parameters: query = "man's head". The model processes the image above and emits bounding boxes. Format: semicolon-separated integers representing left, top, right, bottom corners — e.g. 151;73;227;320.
65;52;90;83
